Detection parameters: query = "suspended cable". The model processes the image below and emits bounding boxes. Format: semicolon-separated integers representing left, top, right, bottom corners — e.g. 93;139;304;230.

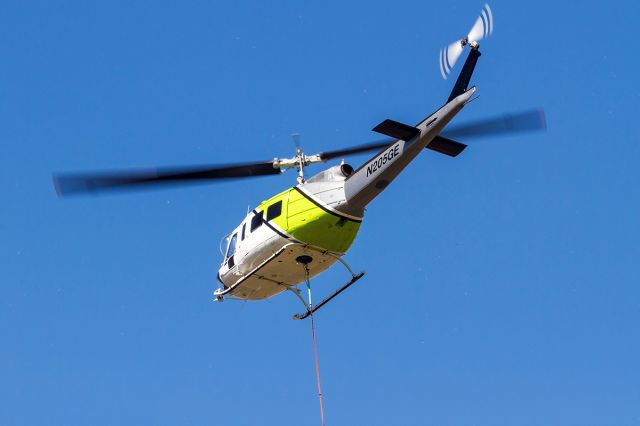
304;265;326;426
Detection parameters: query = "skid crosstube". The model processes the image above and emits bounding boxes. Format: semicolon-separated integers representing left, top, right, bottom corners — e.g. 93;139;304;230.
293;272;365;320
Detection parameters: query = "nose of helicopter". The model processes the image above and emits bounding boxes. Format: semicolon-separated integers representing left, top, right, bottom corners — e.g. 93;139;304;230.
214;269;228;301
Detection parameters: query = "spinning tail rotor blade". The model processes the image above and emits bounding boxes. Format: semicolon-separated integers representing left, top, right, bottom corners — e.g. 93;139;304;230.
467;3;493;42
53;161;281;196
439;3;494;79
440;41;465;79
442;109;547;140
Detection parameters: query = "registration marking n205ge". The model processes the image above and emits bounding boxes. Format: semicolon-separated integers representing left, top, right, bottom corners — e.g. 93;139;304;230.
366;143;402;177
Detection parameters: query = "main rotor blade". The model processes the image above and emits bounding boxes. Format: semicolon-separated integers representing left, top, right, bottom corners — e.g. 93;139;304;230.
53;161;280;196
319;141;390;161
55;110;547;196
442;109;546;140
321;110;546;161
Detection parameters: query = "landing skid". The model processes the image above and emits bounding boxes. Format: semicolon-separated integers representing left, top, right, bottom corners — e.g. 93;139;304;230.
289;250;365;320
214;242;365;318
292;271;365;320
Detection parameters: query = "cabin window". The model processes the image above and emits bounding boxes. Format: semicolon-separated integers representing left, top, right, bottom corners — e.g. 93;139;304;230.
267;201;282;222
241;223;246;240
226;233;237;259
250;211;263;232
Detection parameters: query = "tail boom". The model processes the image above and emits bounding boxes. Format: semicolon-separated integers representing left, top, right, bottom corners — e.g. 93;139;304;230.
339;87;476;215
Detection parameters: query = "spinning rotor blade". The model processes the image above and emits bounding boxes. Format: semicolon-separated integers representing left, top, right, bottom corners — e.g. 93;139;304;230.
440;41;465;79
439;3;494;79
467;3;493;43
292;133;302;155
442;109;547;140
318;141;390;161
53;108;546;196
53;161;280;196
352;109;546;158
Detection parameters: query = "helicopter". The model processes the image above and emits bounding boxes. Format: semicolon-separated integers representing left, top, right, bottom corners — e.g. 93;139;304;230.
53;4;545;319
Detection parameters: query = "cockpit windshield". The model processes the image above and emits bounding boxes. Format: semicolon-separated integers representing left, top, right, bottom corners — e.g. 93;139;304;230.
225;234;237;259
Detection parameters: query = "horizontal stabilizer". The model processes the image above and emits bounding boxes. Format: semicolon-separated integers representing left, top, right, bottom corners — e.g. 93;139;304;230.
372;119;420;141
426;136;467;157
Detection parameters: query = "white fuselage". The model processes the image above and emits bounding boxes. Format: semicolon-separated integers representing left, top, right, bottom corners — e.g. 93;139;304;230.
215;88;476;301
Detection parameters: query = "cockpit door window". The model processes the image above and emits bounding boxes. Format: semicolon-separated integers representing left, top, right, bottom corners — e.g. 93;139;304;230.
250;211;264;232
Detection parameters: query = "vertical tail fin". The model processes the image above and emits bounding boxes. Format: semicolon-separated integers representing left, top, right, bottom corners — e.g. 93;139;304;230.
447;48;481;102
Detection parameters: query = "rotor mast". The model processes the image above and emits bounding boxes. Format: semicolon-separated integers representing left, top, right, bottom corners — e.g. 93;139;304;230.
272;150;325;184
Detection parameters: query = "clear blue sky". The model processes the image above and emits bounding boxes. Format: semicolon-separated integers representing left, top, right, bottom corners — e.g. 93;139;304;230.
1;1;639;425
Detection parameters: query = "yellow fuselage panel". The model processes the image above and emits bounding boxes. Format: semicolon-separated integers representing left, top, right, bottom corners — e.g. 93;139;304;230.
257;188;360;254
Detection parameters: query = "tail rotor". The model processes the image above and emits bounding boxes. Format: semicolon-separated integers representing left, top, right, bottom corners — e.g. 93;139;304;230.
439;3;494;79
